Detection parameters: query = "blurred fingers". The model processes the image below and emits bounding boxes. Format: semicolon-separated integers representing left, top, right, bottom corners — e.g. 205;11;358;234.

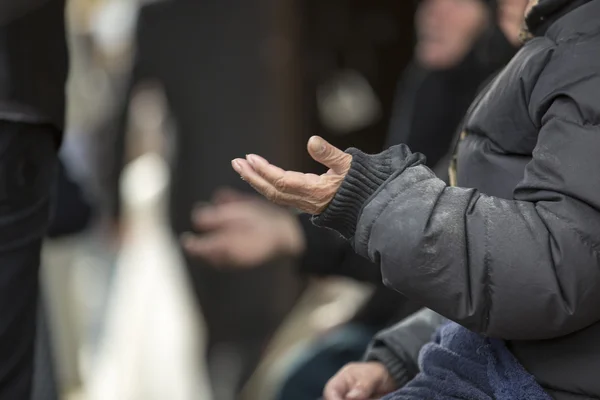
212;187;252;204
181;232;230;266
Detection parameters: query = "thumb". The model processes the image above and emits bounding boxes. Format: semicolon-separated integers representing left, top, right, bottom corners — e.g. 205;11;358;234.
307;136;351;175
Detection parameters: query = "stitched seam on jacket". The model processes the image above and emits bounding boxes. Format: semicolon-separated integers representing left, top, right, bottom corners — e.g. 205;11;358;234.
547;115;600;130
481;205;492;334
537;203;600;260
555;23;600;45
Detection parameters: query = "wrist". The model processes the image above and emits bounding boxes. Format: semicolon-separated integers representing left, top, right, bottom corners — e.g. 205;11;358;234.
368;362;396;392
313;145;425;239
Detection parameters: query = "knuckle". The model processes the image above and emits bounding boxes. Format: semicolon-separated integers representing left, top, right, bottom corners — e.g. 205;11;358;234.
274;176;287;191
267;187;280;202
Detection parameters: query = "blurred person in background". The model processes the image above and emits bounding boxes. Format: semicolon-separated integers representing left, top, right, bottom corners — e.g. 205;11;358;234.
105;0;306;397
105;1;425;397
234;0;600;399
0;0;68;399
184;0;525;399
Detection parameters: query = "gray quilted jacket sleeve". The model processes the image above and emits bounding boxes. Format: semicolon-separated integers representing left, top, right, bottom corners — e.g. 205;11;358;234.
364;309;445;387
313;37;600;341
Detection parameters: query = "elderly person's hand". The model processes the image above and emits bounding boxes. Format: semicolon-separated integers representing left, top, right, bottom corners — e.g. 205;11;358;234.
323;362;397;400
231;136;352;214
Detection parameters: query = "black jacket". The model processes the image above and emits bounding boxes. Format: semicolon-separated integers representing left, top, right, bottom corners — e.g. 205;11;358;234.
0;0;67;135
315;1;600;398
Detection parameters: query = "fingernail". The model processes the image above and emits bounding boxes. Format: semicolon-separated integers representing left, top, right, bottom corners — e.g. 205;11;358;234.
247;154;267;166
232;159;242;173
309;136;324;154
347;388;364;399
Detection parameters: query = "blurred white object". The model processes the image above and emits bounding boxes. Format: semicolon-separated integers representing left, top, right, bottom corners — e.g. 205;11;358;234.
89;0;137;58
85;153;211;400
309;278;373;332
317;69;382;134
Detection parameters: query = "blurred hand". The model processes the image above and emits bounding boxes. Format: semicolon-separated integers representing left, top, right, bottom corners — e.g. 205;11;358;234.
182;188;305;267
323;362;397;400
497;0;529;45
231;136;352;215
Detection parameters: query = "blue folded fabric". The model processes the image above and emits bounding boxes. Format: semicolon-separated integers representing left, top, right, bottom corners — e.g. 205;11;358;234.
382;322;552;400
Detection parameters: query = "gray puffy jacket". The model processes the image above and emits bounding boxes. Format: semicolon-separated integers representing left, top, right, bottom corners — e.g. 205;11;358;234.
364;309;444;388
315;1;600;398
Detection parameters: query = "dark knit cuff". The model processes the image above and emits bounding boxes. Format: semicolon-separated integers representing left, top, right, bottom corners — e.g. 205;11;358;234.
365;346;412;388
312;144;425;239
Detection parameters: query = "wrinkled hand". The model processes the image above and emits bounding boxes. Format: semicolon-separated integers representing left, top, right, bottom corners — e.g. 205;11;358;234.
231;136;352;214
182;188;305;267
323;362;397;400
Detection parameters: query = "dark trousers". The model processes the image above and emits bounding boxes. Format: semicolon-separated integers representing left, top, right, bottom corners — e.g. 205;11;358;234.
182;253;301;395
0;122;56;400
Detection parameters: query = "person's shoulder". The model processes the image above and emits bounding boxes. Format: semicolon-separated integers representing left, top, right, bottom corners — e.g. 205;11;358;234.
537;1;600;78
545;1;600;44
529;2;600;126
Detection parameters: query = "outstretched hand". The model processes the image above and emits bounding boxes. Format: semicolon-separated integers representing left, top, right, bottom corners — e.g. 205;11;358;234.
231;136;352;214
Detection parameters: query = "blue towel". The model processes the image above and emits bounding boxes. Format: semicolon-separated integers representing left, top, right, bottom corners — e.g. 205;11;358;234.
382;322;552;400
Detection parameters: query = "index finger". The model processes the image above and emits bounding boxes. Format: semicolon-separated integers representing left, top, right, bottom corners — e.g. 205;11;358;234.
192;203;252;231
232;158;298;206
246;154;320;194
232;158;278;198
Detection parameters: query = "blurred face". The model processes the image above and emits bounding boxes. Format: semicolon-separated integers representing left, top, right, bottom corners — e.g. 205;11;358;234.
415;0;489;70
